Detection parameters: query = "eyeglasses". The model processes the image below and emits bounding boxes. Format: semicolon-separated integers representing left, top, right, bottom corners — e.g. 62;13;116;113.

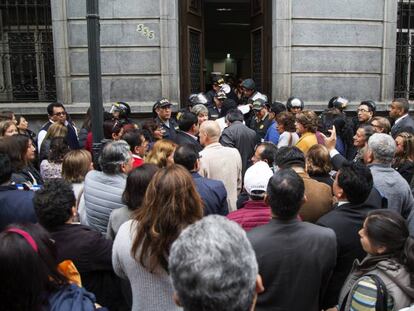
357;108;369;113
53;111;66;116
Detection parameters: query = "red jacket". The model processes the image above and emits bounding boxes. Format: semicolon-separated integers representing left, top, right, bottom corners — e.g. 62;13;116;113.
227;200;271;232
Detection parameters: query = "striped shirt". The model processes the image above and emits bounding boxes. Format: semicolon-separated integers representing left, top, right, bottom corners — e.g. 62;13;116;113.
350;276;394;310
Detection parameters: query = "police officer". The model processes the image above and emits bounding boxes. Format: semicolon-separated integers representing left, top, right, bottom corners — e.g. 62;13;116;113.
249;98;273;144
286;96;304;115
110;101;135;126
153;98;179;141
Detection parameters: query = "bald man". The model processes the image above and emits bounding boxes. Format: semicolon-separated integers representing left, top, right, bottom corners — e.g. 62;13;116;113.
199;121;242;212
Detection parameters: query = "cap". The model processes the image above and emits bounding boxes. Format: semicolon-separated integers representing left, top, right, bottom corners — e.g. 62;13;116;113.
252;98;266;111
328;96;348;110
241;78;255;90
216;91;227;100
155;98;172;109
244;161;273;195
212;76;225;86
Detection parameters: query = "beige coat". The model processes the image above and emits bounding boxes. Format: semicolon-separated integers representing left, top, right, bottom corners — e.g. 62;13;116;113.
199;143;242;212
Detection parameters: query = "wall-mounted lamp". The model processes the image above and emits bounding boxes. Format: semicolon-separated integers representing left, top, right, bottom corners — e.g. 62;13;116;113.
226;53;231;59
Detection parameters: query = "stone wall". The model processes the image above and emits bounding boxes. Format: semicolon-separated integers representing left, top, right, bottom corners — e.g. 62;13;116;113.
52;0;180;113
273;0;397;105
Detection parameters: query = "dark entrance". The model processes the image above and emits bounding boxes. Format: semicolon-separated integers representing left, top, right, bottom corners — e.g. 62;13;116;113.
0;0;56;103
179;0;272;106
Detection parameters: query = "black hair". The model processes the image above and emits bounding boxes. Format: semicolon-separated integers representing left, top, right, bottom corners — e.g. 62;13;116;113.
220;98;238;117
177;112;198;132
0;153;12;184
122;164;159;211
267;169;305;219
365;210;414;281
0;134;31;171
274;146;305;169
47;102;65;116
103;119;123;139
173;144;200;171
358;124;375;142
81;107;92;131
337;162;373;204
257;142;278;167
225;109;244;123
0;223;68;310
360;100;376;113
122;129;144;152
268;101;286;115
33;179;76;230
48;137;70;163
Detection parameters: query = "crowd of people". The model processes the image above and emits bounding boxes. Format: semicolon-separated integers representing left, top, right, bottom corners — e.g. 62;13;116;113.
2;76;414;310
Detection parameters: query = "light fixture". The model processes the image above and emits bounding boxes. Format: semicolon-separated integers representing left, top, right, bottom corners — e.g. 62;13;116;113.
217;8;232;12
227;53;231;59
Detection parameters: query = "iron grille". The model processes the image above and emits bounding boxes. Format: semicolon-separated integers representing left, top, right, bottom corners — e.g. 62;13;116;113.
0;0;56;102
189;29;201;93
251;28;262;92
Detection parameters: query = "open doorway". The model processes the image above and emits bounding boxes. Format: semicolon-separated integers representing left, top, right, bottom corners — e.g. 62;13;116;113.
204;0;251;90
179;0;272;105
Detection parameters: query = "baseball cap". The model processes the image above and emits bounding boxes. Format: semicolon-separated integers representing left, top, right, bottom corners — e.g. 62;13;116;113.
252;98;266;111
212;76;225;86
241;78;255;90
155;98;172;109
215;91;227;100
244;161;273;195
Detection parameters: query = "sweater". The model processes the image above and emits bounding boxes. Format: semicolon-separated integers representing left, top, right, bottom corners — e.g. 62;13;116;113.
369;163;414;219
112;220;181;311
227;200;271;231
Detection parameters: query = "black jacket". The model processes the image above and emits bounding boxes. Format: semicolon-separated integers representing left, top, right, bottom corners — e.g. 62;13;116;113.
391;114;414;138
247;218;337;311
174;130;203;152
50;224;126;310
316;188;386;308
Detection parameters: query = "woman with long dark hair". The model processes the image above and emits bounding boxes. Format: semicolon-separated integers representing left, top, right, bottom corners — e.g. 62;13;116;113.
392;132;414;183
331;210;414;311
0;223;107;310
107;163;158;239
0;134;43;187
40;137;70;180
112;164;203;311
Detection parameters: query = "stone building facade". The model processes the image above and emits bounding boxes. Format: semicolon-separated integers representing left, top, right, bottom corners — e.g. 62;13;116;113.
0;0;399;118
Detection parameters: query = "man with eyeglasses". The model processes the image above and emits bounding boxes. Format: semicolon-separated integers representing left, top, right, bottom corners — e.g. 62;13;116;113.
353;100;376;132
37;102;79;151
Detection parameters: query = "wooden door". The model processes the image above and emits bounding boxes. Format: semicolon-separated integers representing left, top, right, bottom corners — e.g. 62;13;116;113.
179;0;205;106
250;0;272;97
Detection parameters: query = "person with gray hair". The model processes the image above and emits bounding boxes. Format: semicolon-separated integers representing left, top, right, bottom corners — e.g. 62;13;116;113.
191;104;209;125
364;133;414;220
169;215;264;311
82;140;133;233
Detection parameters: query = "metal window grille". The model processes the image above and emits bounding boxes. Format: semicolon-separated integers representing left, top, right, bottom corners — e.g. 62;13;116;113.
395;0;414;99
0;0;56;103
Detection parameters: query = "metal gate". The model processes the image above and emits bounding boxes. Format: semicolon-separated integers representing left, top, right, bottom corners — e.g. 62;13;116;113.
0;0;56;102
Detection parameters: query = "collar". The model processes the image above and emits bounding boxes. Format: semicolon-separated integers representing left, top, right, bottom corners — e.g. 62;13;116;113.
337;200;350;207
395;113;409;125
269;217;300;225
182;131;198;140
132;154;142;160
203;142;221;149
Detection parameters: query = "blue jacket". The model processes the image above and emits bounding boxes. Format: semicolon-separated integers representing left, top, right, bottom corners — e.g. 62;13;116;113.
0;185;36;231
192;172;229;216
264;120;280;145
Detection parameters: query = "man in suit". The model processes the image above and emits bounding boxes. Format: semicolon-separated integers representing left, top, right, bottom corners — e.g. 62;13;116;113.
174;111;203;152
317;162;385;309
38;102;79;151
274;147;333;222
199;120;242;212
173;144;228;216
220;109;256;177
390;97;414;138
248;169;337;311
